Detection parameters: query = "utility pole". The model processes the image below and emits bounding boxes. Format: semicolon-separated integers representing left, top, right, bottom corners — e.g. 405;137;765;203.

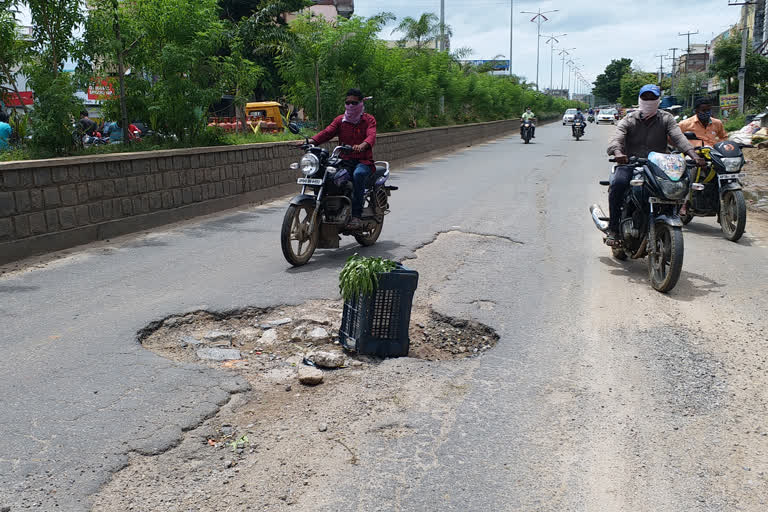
667;47;682;97
521;8;559;91
729;1;756;114
440;0;445;52
654;53;667;85
678;29;699;73
558;48;574;90
544;33;566;93
509;0;514;77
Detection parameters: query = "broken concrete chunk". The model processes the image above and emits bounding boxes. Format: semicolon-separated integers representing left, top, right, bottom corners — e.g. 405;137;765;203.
238;327;261;341
204;330;233;346
180;335;203;348
291;326;308;342
258;329;279;346
196;347;242;361
298;366;324;385
308;327;330;343
308;350;345;369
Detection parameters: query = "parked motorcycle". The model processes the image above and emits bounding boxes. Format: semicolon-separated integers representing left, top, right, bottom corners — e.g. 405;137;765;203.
280;123;397;266
681;133;748;242
521;119;534;144
590;152;695;292
572;120;585;141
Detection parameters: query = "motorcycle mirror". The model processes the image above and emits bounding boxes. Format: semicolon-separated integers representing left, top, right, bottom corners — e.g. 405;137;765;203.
684;131;699;140
287;123;301;135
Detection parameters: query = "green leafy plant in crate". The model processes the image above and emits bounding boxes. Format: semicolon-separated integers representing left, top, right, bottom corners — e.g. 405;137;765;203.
339;254;397;301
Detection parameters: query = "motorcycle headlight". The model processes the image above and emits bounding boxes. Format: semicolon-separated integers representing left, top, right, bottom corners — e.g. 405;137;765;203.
658;179;688;201
300;154;320;176
721;157;742;173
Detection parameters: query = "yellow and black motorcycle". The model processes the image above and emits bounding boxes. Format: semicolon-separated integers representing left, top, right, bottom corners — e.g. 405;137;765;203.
681;133;748;242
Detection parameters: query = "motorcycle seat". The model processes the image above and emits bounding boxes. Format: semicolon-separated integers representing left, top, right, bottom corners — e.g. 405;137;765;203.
367;164;389;188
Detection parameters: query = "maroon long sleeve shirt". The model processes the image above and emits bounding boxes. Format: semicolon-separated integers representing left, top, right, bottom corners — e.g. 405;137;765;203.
310;113;377;166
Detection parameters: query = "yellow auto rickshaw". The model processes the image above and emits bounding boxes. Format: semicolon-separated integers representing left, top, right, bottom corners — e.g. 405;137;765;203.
245;101;284;133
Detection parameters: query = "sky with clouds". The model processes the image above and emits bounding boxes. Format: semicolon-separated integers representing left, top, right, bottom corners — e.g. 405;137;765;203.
355;0;744;92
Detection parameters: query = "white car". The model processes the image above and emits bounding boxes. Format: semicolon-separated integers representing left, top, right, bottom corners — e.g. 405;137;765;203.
597;109;617;124
562;108;578;125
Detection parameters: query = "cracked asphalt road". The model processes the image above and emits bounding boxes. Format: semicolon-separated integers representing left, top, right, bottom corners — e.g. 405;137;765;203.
2;123;768;510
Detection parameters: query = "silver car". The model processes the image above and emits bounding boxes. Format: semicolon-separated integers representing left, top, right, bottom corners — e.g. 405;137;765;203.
562;108;577;125
596;108;617;124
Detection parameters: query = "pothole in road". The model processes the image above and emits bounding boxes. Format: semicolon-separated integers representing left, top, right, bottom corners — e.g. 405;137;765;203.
140;300;499;372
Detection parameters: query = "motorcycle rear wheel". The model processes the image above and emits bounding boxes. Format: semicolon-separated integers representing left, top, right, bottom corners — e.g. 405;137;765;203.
648;224;684;293
280;204;319;266
612;247;628;260
720;190;746;242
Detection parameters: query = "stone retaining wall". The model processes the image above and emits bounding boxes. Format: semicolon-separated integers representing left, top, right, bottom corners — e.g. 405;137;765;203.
0;118;522;264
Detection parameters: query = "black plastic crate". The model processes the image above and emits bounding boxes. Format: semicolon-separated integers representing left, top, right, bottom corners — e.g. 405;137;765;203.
339;264;419;357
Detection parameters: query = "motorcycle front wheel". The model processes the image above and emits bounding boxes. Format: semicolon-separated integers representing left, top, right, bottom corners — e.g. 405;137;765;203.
648;224;684;293
280;204;319;266
720;190;746;242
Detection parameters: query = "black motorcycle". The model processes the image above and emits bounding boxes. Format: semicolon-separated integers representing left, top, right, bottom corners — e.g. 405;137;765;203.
681;133;748;242
521;119;534;144
281;123;396;266
590;152;694;292
572;120;585;141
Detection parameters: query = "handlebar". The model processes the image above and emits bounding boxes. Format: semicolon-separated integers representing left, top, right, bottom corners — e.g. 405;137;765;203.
609;156;647;165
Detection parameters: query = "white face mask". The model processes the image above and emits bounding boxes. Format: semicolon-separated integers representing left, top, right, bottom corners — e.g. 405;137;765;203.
638;98;660;117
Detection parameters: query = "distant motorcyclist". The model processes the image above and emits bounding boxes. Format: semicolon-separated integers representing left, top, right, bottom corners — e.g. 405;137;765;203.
605;84;705;246
521;107;536;138
572;108;586;135
588;107;594;116
307;88;377;230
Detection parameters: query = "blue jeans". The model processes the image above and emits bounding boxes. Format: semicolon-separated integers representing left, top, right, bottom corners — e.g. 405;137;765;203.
352;163;372;218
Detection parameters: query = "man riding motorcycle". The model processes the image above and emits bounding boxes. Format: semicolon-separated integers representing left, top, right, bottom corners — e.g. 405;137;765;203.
306;88;377;230
572;108;586;135
605;84;705;245
521;107;536;139
677;97;727;148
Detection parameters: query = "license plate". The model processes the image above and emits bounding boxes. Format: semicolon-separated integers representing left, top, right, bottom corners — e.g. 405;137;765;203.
297;178;323;186
719;173;745;180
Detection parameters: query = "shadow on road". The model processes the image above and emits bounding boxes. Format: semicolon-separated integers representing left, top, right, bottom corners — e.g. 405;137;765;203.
685;220;758;247
285;240;405;274
599;256;724;299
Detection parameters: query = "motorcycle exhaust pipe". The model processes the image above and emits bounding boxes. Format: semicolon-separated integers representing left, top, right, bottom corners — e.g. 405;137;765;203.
590;204;609;232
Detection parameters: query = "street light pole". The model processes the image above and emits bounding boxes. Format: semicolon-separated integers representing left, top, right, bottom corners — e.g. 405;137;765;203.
521;8;559;91
544;33;566;93
509;0;514;77
558;48;574;90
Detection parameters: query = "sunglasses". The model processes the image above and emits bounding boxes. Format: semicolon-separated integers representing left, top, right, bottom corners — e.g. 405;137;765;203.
345;100;360;106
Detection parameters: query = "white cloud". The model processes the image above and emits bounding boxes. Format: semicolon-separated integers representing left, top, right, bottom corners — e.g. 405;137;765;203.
355;0;741;90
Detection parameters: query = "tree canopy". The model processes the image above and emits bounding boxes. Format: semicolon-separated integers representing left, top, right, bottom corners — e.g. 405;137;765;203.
711;35;768;108
593;58;632;103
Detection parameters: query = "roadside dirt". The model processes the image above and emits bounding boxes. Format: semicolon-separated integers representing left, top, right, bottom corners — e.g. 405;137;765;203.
743;147;768;212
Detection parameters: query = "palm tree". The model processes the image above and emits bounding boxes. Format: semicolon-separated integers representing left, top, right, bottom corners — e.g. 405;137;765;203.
393;13;451;50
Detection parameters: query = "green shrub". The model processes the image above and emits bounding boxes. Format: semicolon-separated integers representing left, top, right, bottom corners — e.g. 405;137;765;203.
724;113;747;132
